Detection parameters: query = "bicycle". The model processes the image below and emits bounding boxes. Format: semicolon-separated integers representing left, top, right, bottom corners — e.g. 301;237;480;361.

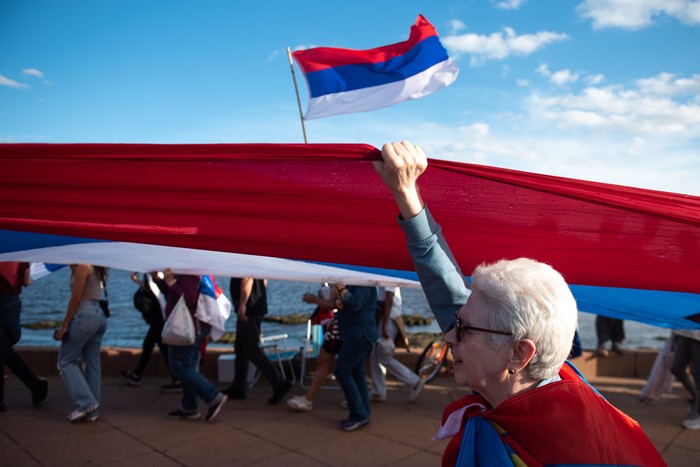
414;336;449;384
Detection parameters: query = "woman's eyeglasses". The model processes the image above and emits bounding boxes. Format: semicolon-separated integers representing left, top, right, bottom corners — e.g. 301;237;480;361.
453;310;513;341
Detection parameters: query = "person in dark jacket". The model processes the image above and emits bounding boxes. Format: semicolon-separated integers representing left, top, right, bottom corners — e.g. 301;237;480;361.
224;277;292;404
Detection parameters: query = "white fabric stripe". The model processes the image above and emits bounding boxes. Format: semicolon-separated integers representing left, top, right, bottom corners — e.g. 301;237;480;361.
304;58;459;120
0;242;421;288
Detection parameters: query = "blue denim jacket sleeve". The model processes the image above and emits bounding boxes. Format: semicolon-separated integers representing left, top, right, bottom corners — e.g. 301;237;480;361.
397;206;471;334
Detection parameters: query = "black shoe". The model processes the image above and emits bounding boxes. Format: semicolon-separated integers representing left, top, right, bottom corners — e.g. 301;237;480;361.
160;381;182;393
0;401;6;412
268;380;292;405
168;409;201;420
223;386;246;400
31;379;49;407
205;394;228;422
120;371;142;387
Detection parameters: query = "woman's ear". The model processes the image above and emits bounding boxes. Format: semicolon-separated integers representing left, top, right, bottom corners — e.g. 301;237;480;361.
510;338;537;371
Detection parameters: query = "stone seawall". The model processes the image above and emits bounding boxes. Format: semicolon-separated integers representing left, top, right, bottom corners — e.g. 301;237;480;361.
14;345;660;383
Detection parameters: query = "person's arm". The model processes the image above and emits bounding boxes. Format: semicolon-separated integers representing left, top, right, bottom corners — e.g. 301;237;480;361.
374;141;470;334
237;277;253;322
130;272;144;287
54;264;90;340
337;285;374;314
22;264;31;287
372;141;427;221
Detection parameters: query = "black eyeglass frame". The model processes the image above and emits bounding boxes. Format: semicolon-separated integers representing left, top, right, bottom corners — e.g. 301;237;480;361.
453;310;513;341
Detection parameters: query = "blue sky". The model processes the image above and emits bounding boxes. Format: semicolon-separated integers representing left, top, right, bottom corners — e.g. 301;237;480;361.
2;0;699;195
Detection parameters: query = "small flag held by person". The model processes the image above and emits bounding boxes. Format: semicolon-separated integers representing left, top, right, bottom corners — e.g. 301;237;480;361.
292;14;458;120
195;275;231;340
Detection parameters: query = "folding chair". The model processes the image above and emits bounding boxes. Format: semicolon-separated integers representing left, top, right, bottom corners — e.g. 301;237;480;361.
260;333;298;385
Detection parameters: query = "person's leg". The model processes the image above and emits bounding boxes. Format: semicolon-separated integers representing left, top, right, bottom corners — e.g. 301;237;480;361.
671;336;696;403
170;327;221;412
168;344;199;413
334;335;373;423
369;336;387;398
306;348;334;401
82;310;106;405
246;317;285;388
379;319;421;387
134;324;159;375
229;320;253;394
595;316;612;355
611;319;625;353
688;338;700;416
58;304;101;413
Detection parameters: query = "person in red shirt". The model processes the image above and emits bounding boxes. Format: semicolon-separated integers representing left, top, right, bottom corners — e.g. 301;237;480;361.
0;262;48;411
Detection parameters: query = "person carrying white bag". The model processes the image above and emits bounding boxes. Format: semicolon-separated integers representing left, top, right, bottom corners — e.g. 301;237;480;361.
161;273;227;422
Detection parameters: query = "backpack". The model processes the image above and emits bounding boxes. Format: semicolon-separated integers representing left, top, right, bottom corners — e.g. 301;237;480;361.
133;286;163;325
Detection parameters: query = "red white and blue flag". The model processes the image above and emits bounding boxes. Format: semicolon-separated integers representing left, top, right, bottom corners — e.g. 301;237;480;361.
292;15;458;119
196;275;231;340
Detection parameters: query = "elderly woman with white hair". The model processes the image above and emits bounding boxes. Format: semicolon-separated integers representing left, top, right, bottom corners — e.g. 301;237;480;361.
373;141;664;466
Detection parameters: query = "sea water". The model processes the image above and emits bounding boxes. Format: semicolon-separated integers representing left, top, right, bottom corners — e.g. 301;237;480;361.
17;268;670;350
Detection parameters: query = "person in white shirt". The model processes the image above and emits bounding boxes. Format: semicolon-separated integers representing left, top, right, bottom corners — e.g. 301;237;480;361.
369;286;424;402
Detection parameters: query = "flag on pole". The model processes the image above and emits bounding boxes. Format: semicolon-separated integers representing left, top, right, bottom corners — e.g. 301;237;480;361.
292;14;458;120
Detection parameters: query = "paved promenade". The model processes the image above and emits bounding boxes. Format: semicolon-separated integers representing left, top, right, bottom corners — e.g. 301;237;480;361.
1;349;699;466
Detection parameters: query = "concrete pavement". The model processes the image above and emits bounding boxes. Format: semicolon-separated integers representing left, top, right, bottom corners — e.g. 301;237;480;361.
1;348;699;466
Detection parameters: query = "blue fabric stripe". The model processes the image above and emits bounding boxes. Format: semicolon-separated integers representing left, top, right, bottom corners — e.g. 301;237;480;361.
304;36;449;97
0;229;106;254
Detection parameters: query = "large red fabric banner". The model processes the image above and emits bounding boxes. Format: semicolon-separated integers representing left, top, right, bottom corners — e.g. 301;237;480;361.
1;143;699;294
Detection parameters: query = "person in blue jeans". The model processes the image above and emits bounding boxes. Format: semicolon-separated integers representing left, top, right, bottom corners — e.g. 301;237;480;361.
54;264;108;422
333;283;377;431
165;274;227;422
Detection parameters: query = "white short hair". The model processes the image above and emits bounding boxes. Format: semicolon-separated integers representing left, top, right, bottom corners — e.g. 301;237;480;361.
471;258;578;380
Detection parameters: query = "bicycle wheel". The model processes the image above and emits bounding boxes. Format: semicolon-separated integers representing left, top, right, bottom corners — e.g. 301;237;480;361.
414;339;448;384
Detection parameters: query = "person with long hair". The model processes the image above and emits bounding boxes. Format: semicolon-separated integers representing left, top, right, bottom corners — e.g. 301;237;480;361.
54;264;108;422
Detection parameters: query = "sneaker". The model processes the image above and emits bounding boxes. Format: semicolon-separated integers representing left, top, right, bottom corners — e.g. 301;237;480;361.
31;379;49;407
340;418;370;432
168;409;201;420
268;380;292;405
160;381;182;393
204;394;228;422
408;379;425;402
682;415;700;430
370;392;387;402
596;346;609;358
205;394;228;422
85;410;100;422
223;386;246;400
68;404;99;423
120;371;142;387
287;395;313;411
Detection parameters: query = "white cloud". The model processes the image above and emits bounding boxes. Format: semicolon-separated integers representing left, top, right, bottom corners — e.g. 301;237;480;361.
517;78;530;87
266;49;281;62
494;0;527;10
551;69;580;86
22;68;44;78
443;27;569;66
449;19;466;34
528;73;700;138
0;75;29;89
536;63;580;86
577;0;700;29
586;74;605;85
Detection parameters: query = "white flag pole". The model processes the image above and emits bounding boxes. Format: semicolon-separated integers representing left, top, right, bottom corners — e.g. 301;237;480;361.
287;47;308;144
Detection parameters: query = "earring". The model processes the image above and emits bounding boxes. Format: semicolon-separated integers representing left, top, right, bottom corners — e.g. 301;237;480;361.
508;368;515;375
